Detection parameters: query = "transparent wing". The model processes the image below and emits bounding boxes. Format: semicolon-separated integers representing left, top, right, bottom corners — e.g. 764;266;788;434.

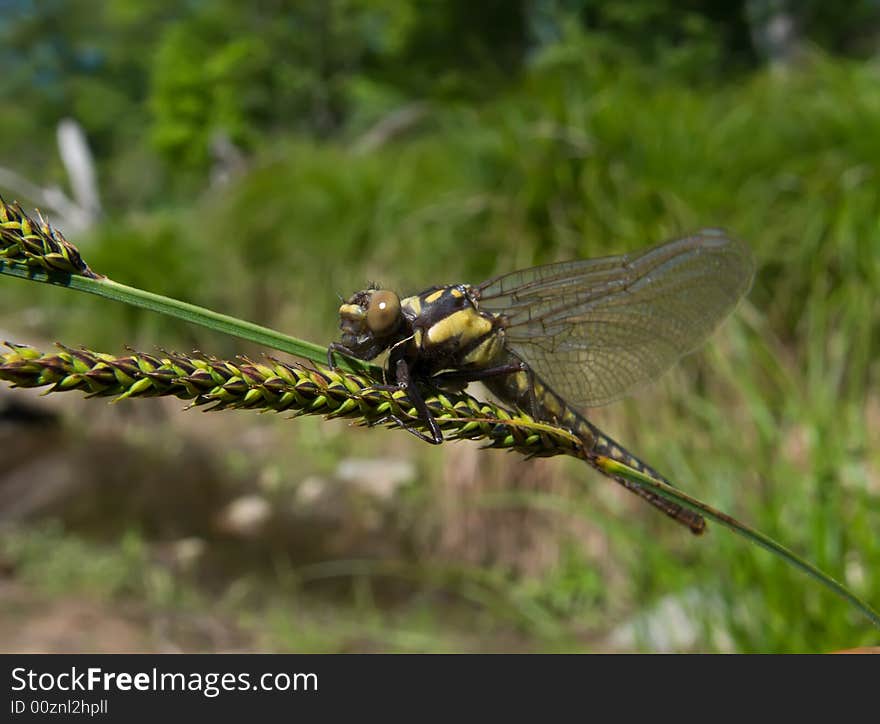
477;229;755;408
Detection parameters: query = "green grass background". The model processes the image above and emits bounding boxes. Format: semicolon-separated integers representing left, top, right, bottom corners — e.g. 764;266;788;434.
1;28;878;652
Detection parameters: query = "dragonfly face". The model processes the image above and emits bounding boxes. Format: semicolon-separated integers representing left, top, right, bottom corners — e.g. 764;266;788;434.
337;287;405;361
330;230;755;533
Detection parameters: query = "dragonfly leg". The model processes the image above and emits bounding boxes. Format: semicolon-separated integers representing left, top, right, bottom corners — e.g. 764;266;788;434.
430;362;525;386
330;339;441;442
327;341;356;370
524;365;540;420
384;358;444;445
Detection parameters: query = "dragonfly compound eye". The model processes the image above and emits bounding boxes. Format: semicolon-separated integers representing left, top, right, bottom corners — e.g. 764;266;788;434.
366;290;401;335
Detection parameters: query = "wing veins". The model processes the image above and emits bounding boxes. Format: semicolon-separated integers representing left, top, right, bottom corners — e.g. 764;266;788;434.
477;230;754;408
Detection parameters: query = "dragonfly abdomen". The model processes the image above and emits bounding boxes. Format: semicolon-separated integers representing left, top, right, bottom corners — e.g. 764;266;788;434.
576;415;706;534
484;359;706;534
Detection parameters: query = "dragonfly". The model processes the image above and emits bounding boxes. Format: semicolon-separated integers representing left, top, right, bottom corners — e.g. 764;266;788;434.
329;229;755;534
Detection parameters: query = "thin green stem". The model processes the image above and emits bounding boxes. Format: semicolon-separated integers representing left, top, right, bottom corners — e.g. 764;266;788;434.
0;259;380;377
595;455;880;630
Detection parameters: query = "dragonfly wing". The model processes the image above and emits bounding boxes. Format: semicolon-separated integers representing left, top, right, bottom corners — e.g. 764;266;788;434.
477;229;755;408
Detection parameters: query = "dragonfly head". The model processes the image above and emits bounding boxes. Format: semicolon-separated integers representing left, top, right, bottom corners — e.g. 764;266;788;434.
338;287;404;359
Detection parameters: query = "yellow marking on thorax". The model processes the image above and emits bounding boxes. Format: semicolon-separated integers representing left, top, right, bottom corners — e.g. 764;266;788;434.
424;289;445;304
460;330;505;367
450;287;464;298
402;295;422;317
413;328;423;347
426;308;492;346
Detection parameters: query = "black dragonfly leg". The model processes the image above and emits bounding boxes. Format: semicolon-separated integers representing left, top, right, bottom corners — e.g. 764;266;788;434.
430;362;525;386
329;340;440;442
431;362;529;396
386;358;444;445
326;342;353;370
432;361;544;419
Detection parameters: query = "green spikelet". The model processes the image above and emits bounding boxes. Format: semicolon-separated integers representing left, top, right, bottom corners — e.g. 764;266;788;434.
0;343;584;458
0;197;102;279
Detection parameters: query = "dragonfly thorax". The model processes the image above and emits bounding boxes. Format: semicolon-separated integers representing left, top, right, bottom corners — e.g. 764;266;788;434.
399;284;507;370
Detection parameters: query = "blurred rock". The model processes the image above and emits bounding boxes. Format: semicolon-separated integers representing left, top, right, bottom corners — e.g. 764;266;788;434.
151;537;206;575
172;537;207;570
335;458;415;499
605;589;734;653
215;495;272;538
294;475;327;506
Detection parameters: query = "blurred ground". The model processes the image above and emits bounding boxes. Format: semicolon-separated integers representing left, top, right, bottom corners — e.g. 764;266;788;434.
0;580;251;654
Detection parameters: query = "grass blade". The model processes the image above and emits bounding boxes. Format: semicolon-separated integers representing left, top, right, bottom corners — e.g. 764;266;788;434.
594;454;880;630
0;260;378;377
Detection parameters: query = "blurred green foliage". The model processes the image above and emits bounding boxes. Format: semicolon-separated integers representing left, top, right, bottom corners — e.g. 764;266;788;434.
0;1;878;652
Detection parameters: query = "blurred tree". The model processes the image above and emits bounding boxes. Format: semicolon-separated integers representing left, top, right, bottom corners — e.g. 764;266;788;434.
147;0;532;171
0;0;177;161
747;0;880;61
379;0;530;94
0;0;181;205
4;0;880;199
527;0;756;77
149;18;271;170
